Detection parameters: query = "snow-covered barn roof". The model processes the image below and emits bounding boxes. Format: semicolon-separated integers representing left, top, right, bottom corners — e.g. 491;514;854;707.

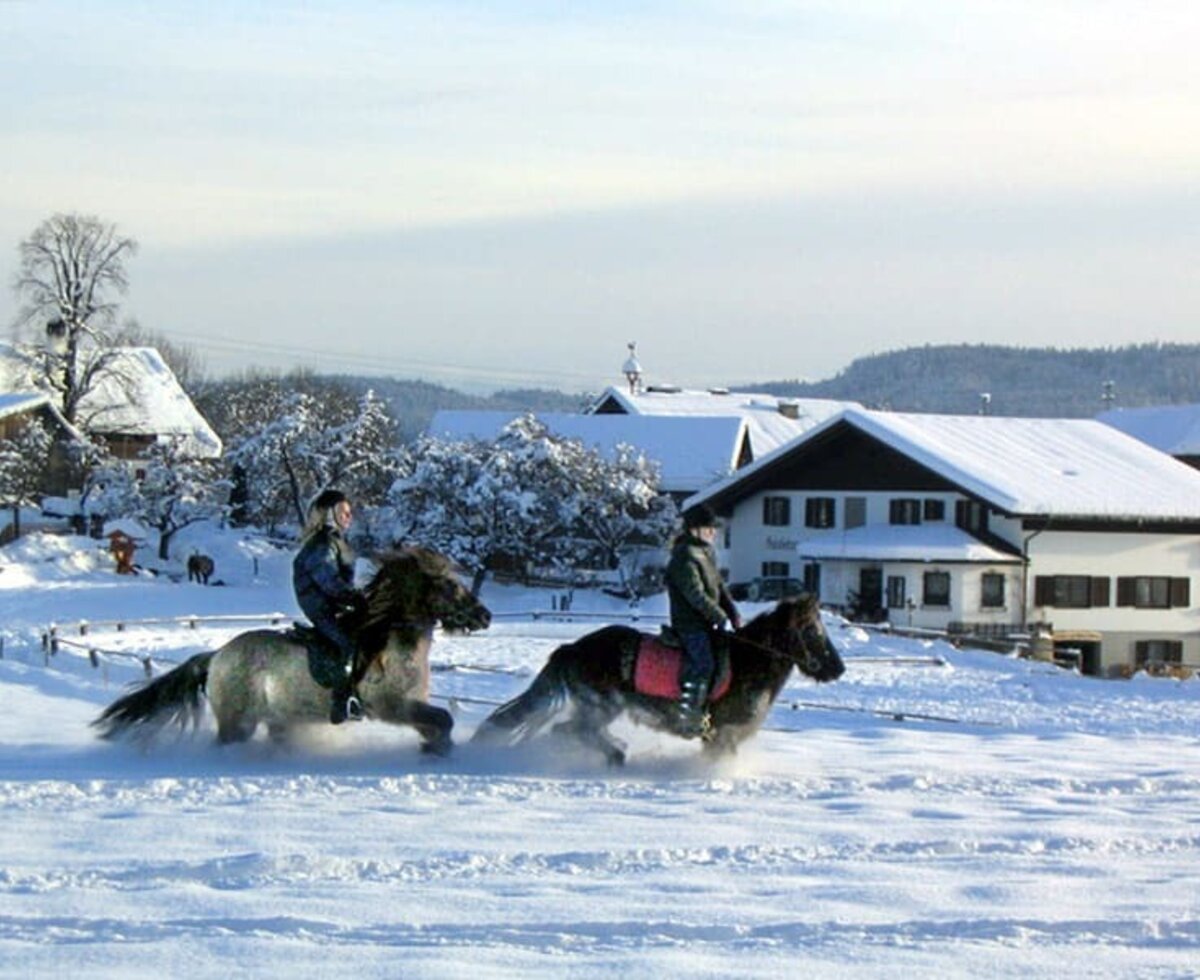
0;343;220;458
427;410;747;494
689;407;1200;522
0;391;50;421
1097;403;1200;459
587;385;857;458
80;348;221;458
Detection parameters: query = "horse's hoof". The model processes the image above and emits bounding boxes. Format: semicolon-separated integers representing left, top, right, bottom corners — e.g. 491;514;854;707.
421;736;453;757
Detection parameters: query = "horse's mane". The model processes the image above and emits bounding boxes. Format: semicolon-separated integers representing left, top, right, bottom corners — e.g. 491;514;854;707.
739;593;818;641
355;546;458;654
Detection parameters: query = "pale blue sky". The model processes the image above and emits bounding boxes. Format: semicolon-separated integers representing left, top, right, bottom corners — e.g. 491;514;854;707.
2;1;1197;392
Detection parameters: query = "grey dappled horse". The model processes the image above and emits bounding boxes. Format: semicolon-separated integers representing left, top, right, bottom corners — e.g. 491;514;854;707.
94;547;490;754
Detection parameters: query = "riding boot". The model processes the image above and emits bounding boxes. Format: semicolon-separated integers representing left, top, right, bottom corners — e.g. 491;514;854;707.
675;678;710;739
329;658;363;725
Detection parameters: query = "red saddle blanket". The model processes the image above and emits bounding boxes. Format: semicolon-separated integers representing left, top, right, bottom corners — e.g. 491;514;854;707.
632;637;732;702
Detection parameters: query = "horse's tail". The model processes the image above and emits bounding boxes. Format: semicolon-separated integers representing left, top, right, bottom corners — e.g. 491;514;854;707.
470;646;571;746
92;652;214;742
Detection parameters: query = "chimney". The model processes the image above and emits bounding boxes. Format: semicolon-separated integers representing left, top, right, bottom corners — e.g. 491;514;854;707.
777;399;800;420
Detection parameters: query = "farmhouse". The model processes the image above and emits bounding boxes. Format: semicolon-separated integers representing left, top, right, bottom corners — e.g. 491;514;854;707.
686;407;1200;677
0;343;220;463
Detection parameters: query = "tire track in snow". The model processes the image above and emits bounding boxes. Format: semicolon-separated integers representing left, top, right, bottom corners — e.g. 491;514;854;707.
1;911;1198;953
4;832;1199;894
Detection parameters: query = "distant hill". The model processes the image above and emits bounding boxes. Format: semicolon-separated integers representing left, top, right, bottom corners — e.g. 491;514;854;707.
328;343;1200;438
746;343;1200;418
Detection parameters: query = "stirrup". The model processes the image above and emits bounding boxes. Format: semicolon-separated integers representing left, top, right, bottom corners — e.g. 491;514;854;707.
330;693;364;725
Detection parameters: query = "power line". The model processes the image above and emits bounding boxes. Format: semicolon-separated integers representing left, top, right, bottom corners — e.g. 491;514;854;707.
164;328;609;392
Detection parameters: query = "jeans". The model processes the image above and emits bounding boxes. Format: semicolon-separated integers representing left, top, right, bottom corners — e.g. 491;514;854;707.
678;630;715;689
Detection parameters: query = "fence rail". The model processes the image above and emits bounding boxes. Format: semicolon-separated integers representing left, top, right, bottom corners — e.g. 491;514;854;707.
40;612;293;677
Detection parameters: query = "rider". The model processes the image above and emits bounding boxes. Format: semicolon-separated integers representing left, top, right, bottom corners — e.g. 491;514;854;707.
293;488;366;724
665;504;741;737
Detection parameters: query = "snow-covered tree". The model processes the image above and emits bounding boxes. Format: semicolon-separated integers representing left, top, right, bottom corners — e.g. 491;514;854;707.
388;415;676;594
570;442;677;596
126;438;229;560
223;381;403;534
0;416;53;539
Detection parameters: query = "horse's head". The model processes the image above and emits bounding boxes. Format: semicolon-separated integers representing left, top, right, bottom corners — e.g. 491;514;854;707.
363;547;492;635
751;594;845;683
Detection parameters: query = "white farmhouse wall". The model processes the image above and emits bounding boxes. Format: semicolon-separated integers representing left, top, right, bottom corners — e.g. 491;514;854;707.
1026;531;1200;633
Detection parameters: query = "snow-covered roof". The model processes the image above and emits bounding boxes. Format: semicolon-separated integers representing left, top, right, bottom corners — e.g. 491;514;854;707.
0;391;50;421
80;348;221;458
0;343;221;458
690;407;1200;521
588;385;857;457
428;410;747;493
1097;403;1200;458
795;524;1021;564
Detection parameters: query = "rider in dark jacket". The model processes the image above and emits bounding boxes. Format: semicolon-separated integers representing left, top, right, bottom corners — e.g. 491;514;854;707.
293;488;365;724
665;504;741;737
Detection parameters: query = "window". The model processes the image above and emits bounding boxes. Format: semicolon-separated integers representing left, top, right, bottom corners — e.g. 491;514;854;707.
805;497;836;528
1034;575;1110;609
1117;577;1190;609
1135;640;1183;666
889;498;921;525
923;499;946;522
761;561;789;578
981;573;1006;609
886;575;907;609
844;497;866;529
956;499;989;534
762;496;791;526
923;571;951;607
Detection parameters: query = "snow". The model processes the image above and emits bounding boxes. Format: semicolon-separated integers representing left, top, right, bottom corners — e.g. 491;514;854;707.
795;523;1020;563
1099;403;1200;458
2;527;1199;978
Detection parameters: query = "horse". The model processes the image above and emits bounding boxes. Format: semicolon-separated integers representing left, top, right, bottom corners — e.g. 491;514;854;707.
187;553;215;585
93;547;491;754
470;594;844;766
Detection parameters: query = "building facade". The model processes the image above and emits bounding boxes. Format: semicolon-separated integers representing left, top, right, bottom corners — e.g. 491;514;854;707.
689;409;1200;677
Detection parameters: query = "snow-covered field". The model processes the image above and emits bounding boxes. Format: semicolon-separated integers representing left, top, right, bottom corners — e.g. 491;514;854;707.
2;528;1198;978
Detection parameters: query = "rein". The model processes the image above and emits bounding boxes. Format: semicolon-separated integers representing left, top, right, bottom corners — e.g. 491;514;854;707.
732;617;822;672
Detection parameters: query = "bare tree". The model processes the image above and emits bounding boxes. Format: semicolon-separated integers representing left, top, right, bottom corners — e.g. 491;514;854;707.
12;213;138;426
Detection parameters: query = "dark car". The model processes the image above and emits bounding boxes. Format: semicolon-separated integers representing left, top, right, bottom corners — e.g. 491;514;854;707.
729;576;804;602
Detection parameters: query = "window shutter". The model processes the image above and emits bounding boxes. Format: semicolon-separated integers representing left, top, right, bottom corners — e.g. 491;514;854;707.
1116;577;1136;607
1034;576;1053;606
1090;577;1110;607
1170;578;1191;608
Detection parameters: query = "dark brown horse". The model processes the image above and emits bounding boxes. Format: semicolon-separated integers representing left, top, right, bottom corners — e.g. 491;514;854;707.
471;595;843;766
94;547;491;754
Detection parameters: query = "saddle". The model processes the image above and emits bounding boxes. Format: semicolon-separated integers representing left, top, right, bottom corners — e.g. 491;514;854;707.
287;623;364;691
626;629;732;704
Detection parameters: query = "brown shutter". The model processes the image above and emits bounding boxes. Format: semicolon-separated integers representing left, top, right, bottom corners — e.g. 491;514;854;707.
1034;576;1054;606
1090;577;1110;607
1116;577;1136;607
1170;578;1191;608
